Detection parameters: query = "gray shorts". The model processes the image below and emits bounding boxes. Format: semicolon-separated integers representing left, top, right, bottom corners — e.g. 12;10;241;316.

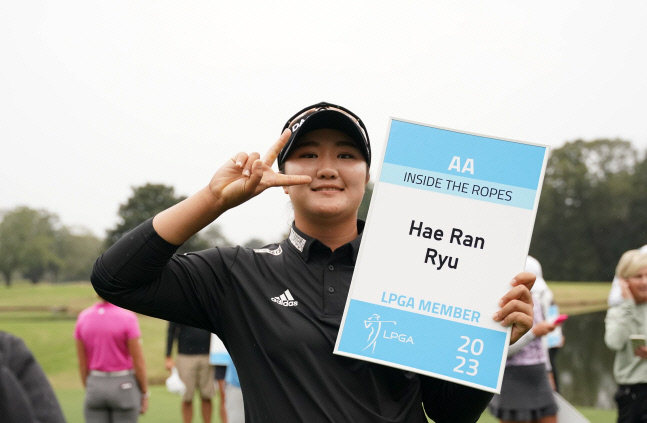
84;373;141;423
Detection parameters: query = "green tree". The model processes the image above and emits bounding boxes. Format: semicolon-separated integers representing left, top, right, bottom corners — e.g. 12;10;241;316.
200;224;232;248
243;237;266;249
530;139;638;281
106;183;208;254
0;207;60;285
627;154;647;246
53;227;103;281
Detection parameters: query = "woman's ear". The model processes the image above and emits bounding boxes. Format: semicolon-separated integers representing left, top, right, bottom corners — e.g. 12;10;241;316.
283;186;289;195
365;171;371;185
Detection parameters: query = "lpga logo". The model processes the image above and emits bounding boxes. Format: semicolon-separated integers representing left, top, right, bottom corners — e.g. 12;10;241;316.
362;314;414;353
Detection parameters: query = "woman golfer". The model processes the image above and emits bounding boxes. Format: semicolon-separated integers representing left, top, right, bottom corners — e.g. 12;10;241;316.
92;102;535;423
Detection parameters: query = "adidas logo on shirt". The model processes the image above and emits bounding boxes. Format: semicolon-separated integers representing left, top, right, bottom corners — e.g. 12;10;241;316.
271;289;298;307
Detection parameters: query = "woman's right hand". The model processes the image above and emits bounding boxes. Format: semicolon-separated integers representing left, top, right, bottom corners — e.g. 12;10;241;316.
207;128;311;212
152;129;311;245
531;321;557;337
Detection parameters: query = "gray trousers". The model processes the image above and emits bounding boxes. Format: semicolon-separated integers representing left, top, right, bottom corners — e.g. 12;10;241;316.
84;373;141;423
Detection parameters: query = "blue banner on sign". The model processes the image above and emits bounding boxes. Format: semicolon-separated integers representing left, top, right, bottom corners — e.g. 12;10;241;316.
379;163;538;209
385;120;546;190
337;300;506;389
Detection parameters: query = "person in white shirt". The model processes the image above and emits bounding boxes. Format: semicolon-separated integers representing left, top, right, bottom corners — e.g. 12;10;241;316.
608;245;647;306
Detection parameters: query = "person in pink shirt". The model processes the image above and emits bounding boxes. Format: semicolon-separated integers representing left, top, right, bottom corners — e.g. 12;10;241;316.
75;298;149;422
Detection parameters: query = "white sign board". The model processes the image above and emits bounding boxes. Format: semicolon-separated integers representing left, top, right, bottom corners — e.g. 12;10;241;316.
334;118;549;393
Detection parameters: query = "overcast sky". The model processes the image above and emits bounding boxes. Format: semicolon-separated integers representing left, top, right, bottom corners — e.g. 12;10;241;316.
2;1;646;245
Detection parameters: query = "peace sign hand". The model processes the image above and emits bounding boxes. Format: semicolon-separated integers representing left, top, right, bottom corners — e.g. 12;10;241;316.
208;129;311;212
151;129;311;246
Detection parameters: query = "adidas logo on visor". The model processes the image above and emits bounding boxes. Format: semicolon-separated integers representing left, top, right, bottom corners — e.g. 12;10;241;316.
271;289;298;307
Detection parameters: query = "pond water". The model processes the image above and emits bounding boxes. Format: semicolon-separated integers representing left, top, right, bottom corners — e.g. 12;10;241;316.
554;310;617;409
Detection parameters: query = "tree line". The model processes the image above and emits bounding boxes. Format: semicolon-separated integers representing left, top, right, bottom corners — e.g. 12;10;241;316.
1;138;644;285
529;138;646;281
0;184;255;286
0;207;102;285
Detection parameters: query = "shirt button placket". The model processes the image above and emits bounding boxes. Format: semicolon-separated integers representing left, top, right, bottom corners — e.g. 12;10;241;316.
328;264;335;294
327;265;335;293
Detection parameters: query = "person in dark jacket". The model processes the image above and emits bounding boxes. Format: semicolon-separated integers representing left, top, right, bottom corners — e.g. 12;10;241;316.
0;331;67;423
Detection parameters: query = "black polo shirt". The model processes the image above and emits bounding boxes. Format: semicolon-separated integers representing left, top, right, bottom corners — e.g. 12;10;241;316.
92;218;491;423
165;322;211;356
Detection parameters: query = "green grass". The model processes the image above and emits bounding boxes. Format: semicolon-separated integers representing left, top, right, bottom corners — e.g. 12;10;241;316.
474;407;616;422
1;281;617;423
548;281;611;315
56;385;225;423
0;280;97;313
55;386;615;423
